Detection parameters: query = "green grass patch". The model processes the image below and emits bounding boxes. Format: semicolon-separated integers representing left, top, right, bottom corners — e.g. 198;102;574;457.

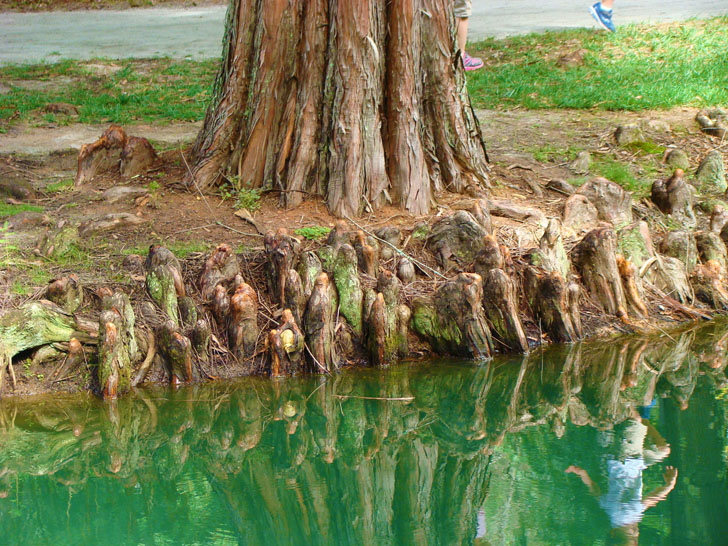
0;58;218;128
529;144;582;163
121;240;211;258
295;226;331;241
625;140;666;156
467;17;728;111
45;178;74;193
0;203;43;219
591;157;651;197
167;240;212;257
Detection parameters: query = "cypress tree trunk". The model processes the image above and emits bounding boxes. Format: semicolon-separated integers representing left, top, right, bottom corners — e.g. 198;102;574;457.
189;0;489;217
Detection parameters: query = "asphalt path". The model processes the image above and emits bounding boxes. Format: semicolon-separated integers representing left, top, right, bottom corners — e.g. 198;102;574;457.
1;0;727;64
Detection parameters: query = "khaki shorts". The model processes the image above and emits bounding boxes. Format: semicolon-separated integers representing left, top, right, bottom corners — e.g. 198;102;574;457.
454;0;472;18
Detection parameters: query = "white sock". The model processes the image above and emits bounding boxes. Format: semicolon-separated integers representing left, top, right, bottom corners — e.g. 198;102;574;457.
599;3;613;12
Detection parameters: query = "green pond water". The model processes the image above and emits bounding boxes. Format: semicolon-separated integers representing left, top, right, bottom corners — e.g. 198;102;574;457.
1;322;728;545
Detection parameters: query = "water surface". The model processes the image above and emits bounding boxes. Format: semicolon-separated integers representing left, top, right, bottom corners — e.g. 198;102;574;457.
1;322;727;545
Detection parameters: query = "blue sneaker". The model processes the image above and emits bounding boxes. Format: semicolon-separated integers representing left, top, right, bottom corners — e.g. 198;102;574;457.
590;2;615;32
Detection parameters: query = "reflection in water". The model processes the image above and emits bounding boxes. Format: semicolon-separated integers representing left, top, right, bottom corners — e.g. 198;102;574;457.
0;322;727;545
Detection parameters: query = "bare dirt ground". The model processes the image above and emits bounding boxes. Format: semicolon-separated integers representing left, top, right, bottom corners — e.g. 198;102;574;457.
2;105;718;289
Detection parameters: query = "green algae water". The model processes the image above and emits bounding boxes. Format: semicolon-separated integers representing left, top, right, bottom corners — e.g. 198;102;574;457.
1;322;728;545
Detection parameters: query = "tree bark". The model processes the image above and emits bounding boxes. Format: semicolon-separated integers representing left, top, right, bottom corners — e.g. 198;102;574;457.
188;0;488;217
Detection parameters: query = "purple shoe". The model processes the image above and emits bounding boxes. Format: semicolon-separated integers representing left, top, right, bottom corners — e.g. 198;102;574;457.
463;52;484;71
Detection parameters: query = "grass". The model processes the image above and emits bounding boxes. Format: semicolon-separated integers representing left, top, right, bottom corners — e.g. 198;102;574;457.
0;203;44;219
467;17;728;110
121;239;211;258
45;178;74;193
295;226;331;241
0;58;217;128
2;17;726;130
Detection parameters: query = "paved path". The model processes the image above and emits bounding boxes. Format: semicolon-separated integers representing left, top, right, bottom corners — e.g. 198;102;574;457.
1;0;727;64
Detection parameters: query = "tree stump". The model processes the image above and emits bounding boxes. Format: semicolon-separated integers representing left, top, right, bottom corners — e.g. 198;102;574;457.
0;301;85;392
229;282;259;360
660;231;698;272
191;319;211;364
524;268;578;343
284;269;306;327
572;227;628;320
212;283;230;328
375;227;402;260
411;273;493;358
616;255;647;317
38;222;79;260
199;243;240;301
98;292;138;399
304;273;337;372
529;218;569;278
158;320;194;385
120;136;158;178
46;275;83;313
75;125;126;186
353;231;378;276
650;169;696;228
427;211;487;268
691;260;728;310
473;234;505;278
332;244;364;336
482;268;528;353
695;231;727;271
397;257;416;284
146;265;180;324
365;271;404;365
296;251;323;299
264;229;299;306
268;309;305;377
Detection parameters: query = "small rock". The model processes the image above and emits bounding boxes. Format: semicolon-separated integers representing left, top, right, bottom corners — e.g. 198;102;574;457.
489;200;547;227
663;148;690;170
660;231;698;272
0;179;36;201
696;108;728;139
450;198;492;233
4;211;50;231
562;194;598;233
710;205;728;234
38;222;79;259
576;177;633;227
122;254;145;272
426;210;488;267
647;119;671;133
44;102;79;116
375;226;402;260
78;213;145;237
695;150;727;194
397;258;416;284
617;221;654;269
696;230;728;270
614;124;644;146
651;169;696;228
102;185;149;203
120;136;158;178
546;179;575;196
570;151;591;174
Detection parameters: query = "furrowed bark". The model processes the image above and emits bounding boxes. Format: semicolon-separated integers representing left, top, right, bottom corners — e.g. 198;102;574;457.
190;0;489;216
